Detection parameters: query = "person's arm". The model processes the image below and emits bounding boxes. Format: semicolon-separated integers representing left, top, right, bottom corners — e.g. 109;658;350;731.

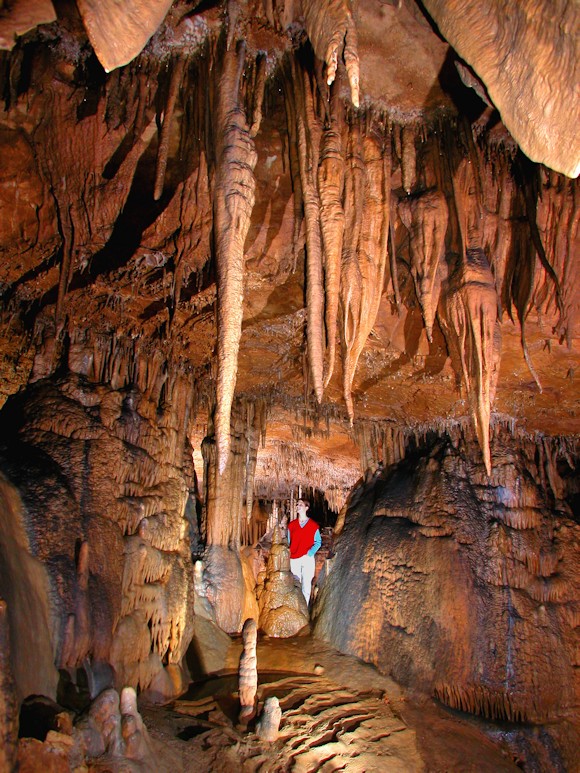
307;528;322;556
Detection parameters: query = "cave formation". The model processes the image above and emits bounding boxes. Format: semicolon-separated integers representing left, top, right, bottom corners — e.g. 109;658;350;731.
0;0;578;771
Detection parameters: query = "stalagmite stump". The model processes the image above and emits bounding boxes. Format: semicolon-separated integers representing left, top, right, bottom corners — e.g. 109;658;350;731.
120;686;156;767
256;696;282;742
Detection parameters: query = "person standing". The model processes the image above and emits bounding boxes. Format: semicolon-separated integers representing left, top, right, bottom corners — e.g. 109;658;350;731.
288;499;321;605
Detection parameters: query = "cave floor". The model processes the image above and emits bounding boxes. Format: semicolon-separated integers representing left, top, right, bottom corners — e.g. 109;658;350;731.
140;635;521;772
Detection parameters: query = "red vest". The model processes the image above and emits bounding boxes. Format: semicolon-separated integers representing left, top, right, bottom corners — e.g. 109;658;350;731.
288;517;318;559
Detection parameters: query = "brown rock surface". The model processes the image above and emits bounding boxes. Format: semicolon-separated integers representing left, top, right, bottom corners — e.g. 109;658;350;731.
313;425;580;770
0;2;577;768
0;367;195;698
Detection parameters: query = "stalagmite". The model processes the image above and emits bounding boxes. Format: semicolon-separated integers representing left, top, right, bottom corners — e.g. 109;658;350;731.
238;617;258;721
258;525;309;636
120;686;156;764
213;38;258;474
256;696;282;742
399;190;449;341
318;86;346;388
303;0;360;107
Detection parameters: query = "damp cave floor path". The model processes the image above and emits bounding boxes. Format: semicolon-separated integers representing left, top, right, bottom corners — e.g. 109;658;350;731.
140;634;521;773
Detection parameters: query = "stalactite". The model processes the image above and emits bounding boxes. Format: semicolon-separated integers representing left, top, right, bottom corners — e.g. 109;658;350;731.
293;59;325;402
434;682;535;723
303;0;360;107
154;57;185;201
341;125;390;423
400;126;416;195
282;68;305;266
441;155;500;474
59;540;91;669
318;83;346;388
442;248;499;475
399;189;448;342
340;121;364;421
250;54;268;139
389;197;402;313
213;37;257;475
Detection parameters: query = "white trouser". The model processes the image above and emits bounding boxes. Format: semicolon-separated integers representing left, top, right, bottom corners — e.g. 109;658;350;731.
290;554;316;605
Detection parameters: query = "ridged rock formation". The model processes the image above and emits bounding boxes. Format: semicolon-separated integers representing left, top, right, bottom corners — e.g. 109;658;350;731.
0;340;195;699
314;425;579;770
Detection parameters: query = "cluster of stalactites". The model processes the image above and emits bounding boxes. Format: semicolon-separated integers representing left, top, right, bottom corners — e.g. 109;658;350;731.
284;60;395;423
284;85;576;472
253;437;359;512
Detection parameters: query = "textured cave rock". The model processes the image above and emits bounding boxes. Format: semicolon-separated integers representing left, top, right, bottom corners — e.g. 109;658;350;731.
0;351;195;701
313;425;580;769
0;3;577;767
0;598;18;772
422;0;580;178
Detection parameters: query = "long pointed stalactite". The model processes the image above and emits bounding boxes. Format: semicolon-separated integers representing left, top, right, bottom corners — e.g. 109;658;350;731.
399;188;449;343
292;59;325;403
341;123;391;423
213;37;257;476
442;155;500;474
154;57;185;201
318;83;346;389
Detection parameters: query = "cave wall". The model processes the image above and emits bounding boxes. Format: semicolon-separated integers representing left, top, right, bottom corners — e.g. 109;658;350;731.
0;336;196;701
313;425;579;767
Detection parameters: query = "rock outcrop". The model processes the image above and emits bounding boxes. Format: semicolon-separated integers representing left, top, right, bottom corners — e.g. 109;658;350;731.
0;353;195;700
314;424;580;770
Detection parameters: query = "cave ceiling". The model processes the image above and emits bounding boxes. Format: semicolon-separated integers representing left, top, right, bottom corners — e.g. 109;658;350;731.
0;0;578;507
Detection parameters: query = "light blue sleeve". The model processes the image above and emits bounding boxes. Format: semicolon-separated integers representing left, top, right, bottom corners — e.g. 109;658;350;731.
287;528;291;545
307;529;322;557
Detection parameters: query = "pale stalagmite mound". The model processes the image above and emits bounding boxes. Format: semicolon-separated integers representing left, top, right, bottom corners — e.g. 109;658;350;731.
258;527;309;637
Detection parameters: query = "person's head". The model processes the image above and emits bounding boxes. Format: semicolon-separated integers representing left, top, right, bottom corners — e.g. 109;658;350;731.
296;499;309;523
